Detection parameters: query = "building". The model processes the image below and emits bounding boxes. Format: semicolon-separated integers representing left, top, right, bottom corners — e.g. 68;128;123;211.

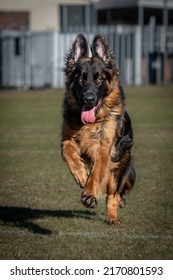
0;0;173;32
0;0;91;32
0;0;173;87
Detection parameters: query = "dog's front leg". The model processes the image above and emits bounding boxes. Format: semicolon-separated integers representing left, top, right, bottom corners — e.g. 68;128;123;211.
61;140;88;188
81;150;110;208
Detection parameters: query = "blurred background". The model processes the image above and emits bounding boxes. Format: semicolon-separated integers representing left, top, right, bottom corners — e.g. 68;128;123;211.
0;0;173;88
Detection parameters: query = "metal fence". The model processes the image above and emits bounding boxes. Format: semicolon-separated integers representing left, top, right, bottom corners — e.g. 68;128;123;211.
0;25;173;89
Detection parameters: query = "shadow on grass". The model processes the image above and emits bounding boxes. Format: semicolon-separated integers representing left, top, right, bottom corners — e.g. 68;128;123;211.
0;206;96;235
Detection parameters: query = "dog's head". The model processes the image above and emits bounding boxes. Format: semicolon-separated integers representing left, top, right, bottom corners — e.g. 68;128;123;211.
64;33;120;124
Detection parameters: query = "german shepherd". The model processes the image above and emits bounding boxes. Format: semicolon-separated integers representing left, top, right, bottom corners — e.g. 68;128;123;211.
61;33;135;224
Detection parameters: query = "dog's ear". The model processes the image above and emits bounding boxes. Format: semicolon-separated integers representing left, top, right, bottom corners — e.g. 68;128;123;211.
72;33;88;62
91;34;118;73
91;34;108;62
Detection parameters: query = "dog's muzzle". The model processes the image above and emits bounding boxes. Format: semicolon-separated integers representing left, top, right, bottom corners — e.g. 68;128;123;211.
83;92;96;108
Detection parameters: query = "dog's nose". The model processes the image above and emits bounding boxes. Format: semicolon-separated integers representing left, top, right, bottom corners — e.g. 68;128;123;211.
83;94;95;106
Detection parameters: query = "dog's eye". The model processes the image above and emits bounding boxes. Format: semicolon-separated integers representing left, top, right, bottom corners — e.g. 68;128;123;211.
79;77;86;85
95;77;102;85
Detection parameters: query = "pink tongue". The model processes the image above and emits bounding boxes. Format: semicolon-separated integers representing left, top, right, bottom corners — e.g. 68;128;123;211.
81;106;96;124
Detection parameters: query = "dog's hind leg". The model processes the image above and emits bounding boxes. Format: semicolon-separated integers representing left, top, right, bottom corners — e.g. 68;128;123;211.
105;164;135;224
106;174;121;224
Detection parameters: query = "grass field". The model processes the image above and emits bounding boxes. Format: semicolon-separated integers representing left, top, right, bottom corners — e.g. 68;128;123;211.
0;85;173;260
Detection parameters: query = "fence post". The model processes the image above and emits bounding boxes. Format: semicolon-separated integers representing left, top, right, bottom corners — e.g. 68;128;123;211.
52;31;58;88
134;26;142;85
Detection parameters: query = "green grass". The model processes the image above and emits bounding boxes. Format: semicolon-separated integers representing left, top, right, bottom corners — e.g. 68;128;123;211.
0;85;173;259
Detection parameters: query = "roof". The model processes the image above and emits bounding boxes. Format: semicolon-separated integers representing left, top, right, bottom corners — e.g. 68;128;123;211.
94;0;173;9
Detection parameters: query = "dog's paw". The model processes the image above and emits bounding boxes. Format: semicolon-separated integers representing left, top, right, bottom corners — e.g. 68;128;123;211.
111;135;133;163
105;218;121;225
81;195;97;208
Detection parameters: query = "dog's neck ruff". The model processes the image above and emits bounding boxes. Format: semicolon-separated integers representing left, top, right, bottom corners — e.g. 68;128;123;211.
81;100;101;124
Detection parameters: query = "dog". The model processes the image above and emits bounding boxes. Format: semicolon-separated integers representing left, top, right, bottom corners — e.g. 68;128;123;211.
61;33;135;224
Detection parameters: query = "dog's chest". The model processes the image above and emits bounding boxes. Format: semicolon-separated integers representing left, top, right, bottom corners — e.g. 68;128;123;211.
73;120;117;156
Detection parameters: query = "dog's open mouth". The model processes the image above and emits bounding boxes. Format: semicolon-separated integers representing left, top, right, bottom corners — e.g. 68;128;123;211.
81;100;101;124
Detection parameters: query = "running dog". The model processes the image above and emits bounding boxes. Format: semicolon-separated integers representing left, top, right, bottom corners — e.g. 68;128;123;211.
61;33;135;224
